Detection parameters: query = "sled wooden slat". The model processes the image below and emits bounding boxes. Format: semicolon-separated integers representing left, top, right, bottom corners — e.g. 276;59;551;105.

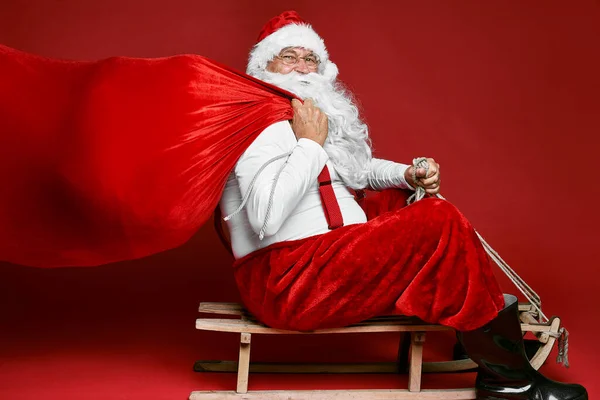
199;303;431;324
199;302;245;315
190;389;477;399
200;302;534;315
520;323;555;333
193;359;478;374
518;303;535;312
196;317;452;334
196;319;553;335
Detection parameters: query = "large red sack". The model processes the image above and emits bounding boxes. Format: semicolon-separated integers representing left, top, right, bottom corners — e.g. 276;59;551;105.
0;44;294;267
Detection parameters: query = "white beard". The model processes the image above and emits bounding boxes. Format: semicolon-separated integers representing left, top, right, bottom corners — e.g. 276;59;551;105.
253;70;373;189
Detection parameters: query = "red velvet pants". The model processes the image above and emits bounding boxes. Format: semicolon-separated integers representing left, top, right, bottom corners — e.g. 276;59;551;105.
232;189;504;332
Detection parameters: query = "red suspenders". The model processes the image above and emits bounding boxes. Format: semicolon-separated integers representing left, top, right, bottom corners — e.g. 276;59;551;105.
317;165;344;230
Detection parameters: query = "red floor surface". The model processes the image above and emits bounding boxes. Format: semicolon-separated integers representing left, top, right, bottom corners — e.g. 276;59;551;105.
1;227;597;400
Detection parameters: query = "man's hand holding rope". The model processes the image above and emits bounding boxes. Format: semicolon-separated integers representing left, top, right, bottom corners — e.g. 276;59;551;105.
405;157;441;194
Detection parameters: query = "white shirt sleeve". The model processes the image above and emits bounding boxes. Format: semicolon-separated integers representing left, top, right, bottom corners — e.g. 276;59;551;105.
234;121;329;237
367;158;415;191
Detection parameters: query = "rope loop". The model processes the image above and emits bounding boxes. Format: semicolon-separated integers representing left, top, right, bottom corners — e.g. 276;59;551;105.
406;157;429;205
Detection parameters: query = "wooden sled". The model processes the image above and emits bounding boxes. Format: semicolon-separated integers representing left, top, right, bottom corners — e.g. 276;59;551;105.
189;301;562;399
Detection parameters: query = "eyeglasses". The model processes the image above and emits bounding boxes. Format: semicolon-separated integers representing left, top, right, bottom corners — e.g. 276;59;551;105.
275;53;320;69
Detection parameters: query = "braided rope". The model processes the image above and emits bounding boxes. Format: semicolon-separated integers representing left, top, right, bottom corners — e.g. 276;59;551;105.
223;151;293;230
548;327;570;367
259;154;292;240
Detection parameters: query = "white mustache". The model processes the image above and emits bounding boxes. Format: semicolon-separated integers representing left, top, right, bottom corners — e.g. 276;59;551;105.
258;71;331;98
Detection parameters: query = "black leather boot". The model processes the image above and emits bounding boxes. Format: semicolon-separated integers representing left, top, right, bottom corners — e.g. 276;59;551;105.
453;338;542;362
457;294;587;400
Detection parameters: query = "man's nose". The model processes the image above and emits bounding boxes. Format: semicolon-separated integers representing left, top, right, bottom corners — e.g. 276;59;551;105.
293;60;310;74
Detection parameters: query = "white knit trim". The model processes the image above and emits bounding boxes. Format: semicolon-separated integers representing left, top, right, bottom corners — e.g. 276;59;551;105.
247;23;337;80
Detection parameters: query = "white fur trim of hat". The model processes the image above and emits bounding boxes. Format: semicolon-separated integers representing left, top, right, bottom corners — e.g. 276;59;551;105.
246;22;339;82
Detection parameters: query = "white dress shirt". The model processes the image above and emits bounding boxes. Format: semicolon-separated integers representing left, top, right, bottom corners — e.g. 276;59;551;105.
219;121;414;259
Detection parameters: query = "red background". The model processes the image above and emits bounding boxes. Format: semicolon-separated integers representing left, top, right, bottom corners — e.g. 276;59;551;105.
1;1;598;399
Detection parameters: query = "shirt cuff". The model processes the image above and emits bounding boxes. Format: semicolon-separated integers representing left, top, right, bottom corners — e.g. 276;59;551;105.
397;163;415;190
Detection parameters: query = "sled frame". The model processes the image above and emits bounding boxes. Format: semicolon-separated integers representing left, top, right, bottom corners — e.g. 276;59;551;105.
190;302;560;400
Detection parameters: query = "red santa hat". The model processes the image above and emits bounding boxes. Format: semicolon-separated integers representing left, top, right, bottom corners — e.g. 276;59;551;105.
246;10;339;81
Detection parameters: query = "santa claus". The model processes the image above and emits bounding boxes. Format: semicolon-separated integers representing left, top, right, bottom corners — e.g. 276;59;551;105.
218;10;587;400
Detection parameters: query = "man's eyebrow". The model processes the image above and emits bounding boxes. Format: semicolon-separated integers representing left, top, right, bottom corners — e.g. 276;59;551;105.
279;47;316;57
279;47;298;55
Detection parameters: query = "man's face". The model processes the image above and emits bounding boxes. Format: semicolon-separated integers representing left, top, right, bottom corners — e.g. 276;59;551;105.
266;47;319;75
